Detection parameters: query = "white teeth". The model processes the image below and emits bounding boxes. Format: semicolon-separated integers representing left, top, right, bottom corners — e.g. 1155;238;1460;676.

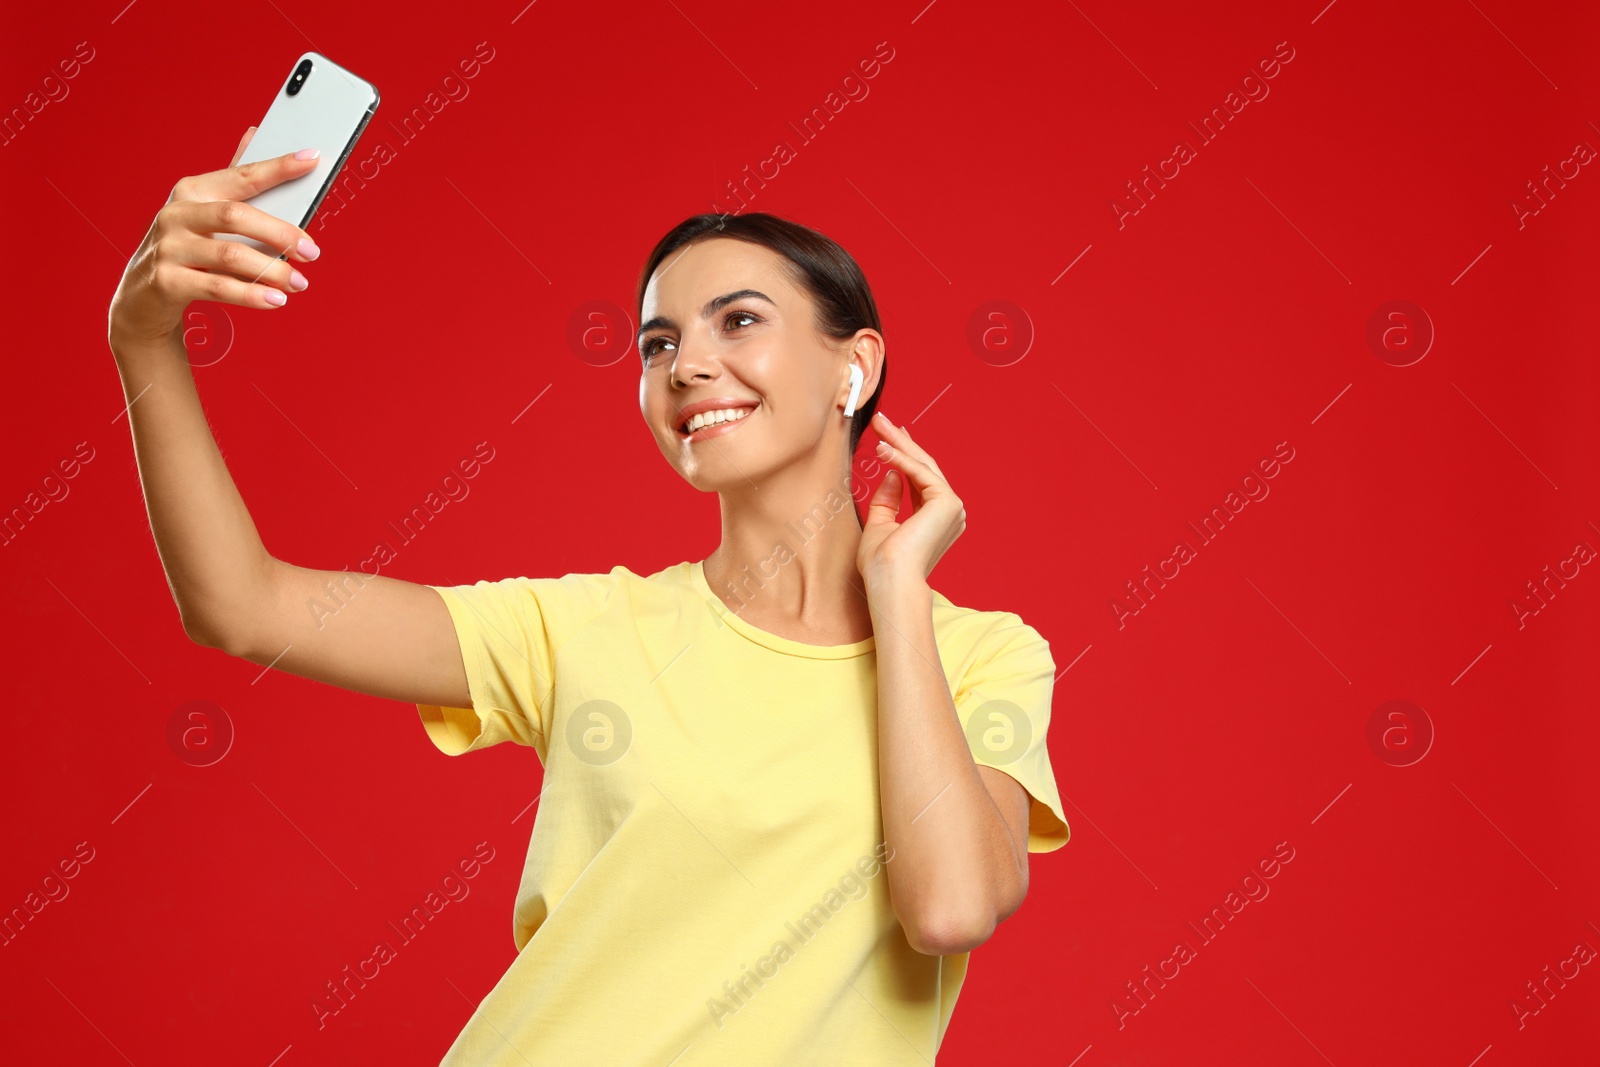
683;407;753;434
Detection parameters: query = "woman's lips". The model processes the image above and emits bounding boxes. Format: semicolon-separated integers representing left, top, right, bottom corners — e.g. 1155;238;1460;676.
681;405;756;443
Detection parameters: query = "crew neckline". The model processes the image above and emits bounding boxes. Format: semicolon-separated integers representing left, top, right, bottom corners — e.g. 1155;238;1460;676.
687;559;876;659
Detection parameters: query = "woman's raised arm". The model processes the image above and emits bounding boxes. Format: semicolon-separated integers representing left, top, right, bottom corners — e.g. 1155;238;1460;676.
106;130;471;710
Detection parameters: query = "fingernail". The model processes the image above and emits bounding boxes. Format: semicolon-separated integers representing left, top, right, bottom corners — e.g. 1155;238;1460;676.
875;412;891;423
295;148;320;161
876;440;891;455
288;270;309;292
264;289;287;306
297;238;320;259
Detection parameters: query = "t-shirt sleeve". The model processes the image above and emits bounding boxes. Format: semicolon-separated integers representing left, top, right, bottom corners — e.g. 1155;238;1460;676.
953;613;1071;853
416;577;560;760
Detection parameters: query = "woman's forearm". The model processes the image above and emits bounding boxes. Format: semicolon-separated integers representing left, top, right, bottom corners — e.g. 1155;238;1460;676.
109;329;275;645
870;572;1021;955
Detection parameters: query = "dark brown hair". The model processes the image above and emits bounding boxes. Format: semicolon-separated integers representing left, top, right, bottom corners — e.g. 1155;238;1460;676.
635;212;886;457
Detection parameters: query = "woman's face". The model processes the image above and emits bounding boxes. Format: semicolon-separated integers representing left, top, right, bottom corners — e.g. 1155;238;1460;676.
637;238;877;492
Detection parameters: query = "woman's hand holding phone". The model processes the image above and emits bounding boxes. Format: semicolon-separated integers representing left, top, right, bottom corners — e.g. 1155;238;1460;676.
108;127;324;351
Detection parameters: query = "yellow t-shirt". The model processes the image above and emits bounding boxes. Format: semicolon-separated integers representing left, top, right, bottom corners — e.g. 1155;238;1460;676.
416;559;1069;1065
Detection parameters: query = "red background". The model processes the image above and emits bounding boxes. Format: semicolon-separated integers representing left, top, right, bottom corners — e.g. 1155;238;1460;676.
3;0;1597;1063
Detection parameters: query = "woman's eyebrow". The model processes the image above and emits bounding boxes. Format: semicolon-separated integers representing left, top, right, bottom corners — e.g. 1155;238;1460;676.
637;289;777;341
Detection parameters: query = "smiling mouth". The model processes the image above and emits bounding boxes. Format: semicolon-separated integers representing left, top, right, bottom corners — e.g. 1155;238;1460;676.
678;405;757;442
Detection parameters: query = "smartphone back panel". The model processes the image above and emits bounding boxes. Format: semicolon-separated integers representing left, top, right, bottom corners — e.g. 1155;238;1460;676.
217;52;379;258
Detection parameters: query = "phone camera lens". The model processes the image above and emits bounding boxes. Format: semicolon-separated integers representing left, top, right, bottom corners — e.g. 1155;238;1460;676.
287;58;313;96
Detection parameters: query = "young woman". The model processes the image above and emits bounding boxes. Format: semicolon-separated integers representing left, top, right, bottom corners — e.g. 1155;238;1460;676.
107;130;1070;1064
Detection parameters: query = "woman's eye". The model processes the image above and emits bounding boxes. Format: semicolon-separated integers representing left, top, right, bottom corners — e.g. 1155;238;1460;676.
642;312;759;363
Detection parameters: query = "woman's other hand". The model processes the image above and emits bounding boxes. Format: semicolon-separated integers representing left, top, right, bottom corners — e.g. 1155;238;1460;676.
858;412;967;589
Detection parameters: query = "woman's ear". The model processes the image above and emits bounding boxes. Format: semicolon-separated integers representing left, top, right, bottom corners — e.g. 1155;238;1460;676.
847;330;886;401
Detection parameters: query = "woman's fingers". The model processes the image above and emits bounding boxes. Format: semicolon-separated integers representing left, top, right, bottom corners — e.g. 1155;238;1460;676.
873;413;948;511
873;412;949;482
865;467;906;526
162;197;320;266
176;143;317;204
171;225;310;306
875;437;942;509
874;415;967;524
141;200;316;311
176;259;296;309
171;145;315;202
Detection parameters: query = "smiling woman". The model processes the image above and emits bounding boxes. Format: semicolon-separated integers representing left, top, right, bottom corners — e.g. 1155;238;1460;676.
401;213;1072;1064
635;213;887;463
106;139;1068;1064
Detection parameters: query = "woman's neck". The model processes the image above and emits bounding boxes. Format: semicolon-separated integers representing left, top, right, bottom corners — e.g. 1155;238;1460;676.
703;481;873;643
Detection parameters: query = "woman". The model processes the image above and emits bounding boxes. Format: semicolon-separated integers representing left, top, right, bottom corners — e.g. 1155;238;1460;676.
107;130;1070;1064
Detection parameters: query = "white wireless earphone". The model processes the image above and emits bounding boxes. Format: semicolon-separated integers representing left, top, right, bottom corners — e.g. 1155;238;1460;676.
843;364;864;417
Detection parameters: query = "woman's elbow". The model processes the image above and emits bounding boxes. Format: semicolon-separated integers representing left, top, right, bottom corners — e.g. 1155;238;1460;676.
906;908;999;956
897;862;1030;955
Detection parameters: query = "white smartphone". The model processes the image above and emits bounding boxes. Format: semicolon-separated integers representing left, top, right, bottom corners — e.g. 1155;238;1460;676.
217;51;380;259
